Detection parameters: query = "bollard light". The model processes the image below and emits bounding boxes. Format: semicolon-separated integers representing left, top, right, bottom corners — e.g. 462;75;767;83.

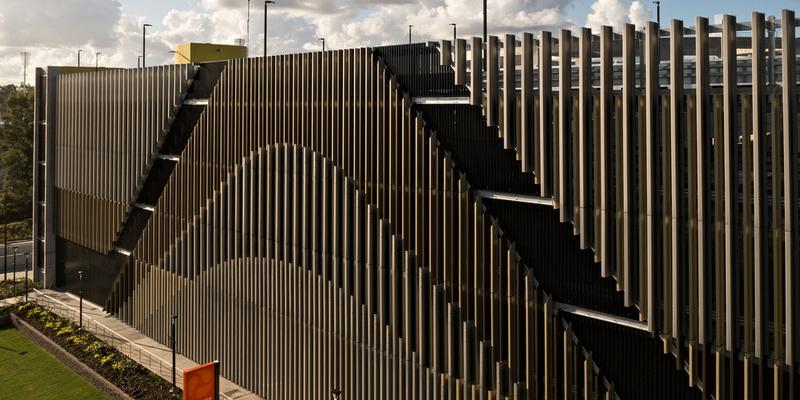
78;270;84;329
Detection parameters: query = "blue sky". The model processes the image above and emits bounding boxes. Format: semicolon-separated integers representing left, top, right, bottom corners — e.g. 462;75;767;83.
0;0;798;85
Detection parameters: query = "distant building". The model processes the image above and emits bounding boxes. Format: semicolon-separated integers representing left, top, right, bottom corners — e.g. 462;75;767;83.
172;43;247;64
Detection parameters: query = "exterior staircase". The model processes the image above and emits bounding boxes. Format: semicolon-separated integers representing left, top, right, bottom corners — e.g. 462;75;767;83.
375;42;702;399
112;63;225;252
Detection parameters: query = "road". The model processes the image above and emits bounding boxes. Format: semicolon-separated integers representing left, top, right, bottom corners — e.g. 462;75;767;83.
0;240;32;276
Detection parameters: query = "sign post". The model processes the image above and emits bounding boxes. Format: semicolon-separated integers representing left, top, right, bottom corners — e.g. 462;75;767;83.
182;360;220;400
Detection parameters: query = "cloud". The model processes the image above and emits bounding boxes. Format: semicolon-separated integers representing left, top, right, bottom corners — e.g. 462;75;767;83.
627;1;651;28
0;0;124;48
0;0;580;85
585;0;652;32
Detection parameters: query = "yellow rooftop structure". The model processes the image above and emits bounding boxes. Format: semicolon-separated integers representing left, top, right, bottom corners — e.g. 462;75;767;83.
173;43;248;64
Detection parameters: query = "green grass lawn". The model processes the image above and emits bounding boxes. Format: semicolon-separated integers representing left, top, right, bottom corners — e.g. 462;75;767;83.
0;327;109;400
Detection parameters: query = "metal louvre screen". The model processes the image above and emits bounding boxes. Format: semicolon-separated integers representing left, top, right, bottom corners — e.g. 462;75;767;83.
97;51;615;398
429;9;800;399
52;65;193;253
34;8;800;400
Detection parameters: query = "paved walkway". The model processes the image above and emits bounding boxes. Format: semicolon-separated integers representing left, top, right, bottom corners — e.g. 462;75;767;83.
1;271;32;282
35;289;260;400
0;294;23;308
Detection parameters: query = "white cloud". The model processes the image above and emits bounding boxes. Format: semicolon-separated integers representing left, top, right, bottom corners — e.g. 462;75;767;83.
627;1;651;28
585;0;652;32
0;0;123;48
0;0;580;85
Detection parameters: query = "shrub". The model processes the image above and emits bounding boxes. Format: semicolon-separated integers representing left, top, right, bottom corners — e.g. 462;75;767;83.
25;306;44;319
99;353;115;365
111;359;133;371
56;325;75;337
44;320;62;331
67;332;91;346
85;341;105;354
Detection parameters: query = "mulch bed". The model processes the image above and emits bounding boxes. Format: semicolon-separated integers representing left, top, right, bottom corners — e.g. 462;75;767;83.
6;303;181;400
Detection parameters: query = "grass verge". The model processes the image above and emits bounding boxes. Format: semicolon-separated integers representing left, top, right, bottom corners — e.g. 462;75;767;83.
11;303;181;399
0;326;109;399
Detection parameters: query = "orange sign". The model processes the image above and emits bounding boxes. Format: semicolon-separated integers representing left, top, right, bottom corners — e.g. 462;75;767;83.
183;361;219;400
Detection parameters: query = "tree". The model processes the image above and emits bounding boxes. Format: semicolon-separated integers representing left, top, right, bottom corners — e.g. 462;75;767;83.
0;83;34;225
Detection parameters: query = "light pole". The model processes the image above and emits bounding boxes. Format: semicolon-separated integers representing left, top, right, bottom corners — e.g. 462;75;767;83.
20;52;29;86
137;56;142;68
482;0;487;69
319;37;325;52
78;270;84;329
24;253;29;302
653;1;660;28
11;246;16;295
246;0;251;50
408;24;413;44
77;49;83;67
482;0;487;44
142;23;152;68
169;51;191;63
449;23;456;44
2;197;6;279
95;52;101;71
264;0;275;57
171;315;178;391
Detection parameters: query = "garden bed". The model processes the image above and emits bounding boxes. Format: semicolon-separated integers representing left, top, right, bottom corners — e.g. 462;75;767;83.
7;303;181;400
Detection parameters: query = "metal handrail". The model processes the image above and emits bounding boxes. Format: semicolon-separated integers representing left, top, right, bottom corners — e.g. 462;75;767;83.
27;290;237;400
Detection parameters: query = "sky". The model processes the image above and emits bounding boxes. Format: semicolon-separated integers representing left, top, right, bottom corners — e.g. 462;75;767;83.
0;0;797;85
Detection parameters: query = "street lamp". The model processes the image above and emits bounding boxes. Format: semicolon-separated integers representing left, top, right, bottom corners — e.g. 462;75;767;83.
142;23;152;68
449;23;457;44
24;253;29;302
319;37;325;52
171;315;178;391
483;0;487;44
95;52;101;71
21;52;29;86
11;246;16;296
169;51;191;64
264;0;275;57
246;0;251;49
77;49;83;67
408;24;413;44
78;270;84;329
653;1;660;28
482;0;487;69
2;197;6;278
